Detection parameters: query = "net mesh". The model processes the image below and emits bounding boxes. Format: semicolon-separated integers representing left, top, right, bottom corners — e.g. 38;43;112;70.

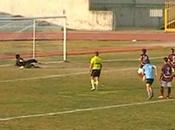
0;16;66;63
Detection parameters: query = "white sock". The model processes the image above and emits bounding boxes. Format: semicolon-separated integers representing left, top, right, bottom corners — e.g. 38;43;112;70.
91;79;95;89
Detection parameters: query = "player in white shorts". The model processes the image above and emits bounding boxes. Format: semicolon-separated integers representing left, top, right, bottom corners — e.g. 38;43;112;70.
159;57;174;99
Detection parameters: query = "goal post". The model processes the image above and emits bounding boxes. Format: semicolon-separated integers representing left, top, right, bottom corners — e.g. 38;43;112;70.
0;15;67;62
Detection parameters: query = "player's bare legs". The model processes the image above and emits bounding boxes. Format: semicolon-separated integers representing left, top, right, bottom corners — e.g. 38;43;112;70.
158;87;164;99
94;77;99;90
146;83;153;100
90;76;95;91
90;76;99;91
167;87;171;99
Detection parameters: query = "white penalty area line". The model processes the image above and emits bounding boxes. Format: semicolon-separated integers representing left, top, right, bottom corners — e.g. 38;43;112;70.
0;99;175;121
0;67;135;83
0;71;87;83
104;56;163;62
0;56;163;68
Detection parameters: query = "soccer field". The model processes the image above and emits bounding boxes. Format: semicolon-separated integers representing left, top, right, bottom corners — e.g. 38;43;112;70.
0;40;175;130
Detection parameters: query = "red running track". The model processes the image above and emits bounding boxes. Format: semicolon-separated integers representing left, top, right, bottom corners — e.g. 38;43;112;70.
0;31;175;41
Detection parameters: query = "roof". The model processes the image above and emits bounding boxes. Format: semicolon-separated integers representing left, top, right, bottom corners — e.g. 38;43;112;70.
89;0;165;10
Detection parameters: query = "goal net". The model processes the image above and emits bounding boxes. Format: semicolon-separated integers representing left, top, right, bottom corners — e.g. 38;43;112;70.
0;16;67;63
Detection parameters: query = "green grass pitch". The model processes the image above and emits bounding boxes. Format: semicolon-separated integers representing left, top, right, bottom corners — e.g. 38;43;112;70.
0;40;175;130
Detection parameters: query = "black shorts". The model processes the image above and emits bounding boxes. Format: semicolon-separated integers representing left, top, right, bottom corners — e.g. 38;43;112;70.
91;69;101;77
24;59;37;68
25;59;37;65
146;79;154;85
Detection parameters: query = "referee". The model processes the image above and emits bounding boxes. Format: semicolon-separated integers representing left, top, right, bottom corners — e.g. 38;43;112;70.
89;51;102;91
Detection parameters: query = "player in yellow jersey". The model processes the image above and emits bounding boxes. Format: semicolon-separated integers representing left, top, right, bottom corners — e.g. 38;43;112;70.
89;51;102;91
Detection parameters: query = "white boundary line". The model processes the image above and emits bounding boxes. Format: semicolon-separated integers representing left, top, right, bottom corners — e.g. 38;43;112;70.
0;56;163;68
0;99;174;121
0;71;87;83
0;68;135;83
0;64;12;67
104;56;163;62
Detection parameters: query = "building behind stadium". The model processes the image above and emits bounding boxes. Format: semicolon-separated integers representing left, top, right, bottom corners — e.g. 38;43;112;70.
0;0;164;30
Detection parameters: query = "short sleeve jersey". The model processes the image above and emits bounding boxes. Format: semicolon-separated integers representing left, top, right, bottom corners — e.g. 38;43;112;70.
90;56;102;70
168;53;175;68
161;63;173;82
143;63;155;79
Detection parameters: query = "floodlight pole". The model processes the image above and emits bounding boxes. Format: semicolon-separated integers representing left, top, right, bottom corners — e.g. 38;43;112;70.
32;19;36;59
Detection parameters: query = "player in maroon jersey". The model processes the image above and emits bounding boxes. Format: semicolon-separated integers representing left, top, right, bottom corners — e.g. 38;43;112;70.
159;57;174;99
138;48;149;79
168;48;175;69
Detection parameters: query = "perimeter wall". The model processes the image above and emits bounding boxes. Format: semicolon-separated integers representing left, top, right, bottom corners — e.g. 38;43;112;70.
0;0;112;30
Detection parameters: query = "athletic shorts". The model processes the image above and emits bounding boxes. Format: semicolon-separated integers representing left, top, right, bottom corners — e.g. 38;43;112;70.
91;69;101;77
161;80;172;88
146;79;154;85
24;59;37;68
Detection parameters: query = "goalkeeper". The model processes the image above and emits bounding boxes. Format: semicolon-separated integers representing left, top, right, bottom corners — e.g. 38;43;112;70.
89;51;102;91
15;54;39;68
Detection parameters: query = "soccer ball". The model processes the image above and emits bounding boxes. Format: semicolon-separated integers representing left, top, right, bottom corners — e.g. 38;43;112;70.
20;66;24;69
132;39;137;42
137;68;143;74
137;68;144;78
